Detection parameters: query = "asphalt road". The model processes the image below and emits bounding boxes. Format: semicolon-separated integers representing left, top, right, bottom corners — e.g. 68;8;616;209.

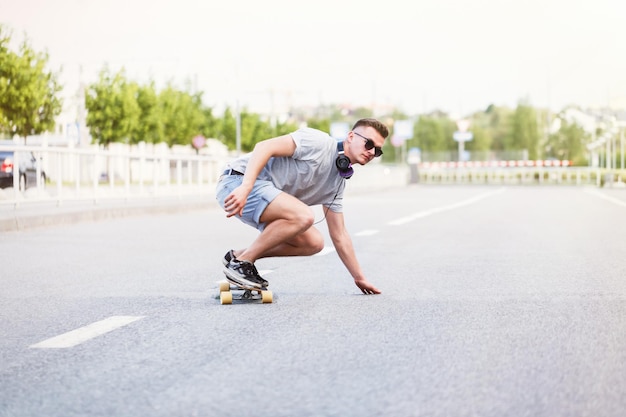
1;185;626;417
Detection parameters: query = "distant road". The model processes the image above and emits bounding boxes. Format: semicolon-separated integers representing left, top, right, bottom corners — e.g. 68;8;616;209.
1;185;625;417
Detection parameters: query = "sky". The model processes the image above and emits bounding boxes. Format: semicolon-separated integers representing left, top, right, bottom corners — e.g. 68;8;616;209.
2;0;626;119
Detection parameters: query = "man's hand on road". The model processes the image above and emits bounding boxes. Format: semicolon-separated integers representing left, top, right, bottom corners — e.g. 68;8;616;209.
355;279;381;295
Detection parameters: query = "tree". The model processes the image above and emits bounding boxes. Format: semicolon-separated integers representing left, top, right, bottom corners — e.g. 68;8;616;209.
546;118;588;165
133;81;163;144
305;117;330;133
0;26;9;134
85;67;140;148
200;106;219;140
216;106;298;152
0;26;63;142
466;109;494;158
465;124;493;155
159;83;204;146
511;101;540;159
352;106;374;119
484;105;514;152
412;115;449;153
218;107;255;152
272;119;299;137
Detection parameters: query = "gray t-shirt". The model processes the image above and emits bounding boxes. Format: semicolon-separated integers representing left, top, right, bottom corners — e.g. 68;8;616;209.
228;127;345;212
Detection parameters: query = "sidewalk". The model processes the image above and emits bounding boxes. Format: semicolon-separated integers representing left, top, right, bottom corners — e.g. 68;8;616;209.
0;194;218;232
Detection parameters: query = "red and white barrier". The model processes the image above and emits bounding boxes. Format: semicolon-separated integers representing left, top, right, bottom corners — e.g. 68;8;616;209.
419;160;573;169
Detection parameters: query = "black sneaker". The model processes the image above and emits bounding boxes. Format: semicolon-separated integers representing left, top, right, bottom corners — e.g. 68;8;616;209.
223;259;268;289
222;249;236;266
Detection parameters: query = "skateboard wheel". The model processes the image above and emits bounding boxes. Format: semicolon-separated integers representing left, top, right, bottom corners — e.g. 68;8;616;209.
218;280;230;292
220;291;233;305
261;290;273;304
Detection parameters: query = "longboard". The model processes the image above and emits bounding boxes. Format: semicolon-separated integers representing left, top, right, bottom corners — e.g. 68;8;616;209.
217;277;273;305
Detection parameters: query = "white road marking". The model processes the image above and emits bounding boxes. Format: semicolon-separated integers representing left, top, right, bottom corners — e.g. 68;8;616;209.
314;246;336;256
585;189;626;208
30;316;145;349
355;229;379;237
388;188;507;226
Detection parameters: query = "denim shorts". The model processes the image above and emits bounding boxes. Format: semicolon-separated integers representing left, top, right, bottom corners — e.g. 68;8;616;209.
215;175;282;231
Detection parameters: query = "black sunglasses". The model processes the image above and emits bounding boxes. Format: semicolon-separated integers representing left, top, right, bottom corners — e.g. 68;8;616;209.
353;131;383;157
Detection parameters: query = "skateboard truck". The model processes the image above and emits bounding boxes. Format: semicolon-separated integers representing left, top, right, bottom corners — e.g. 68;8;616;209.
217;278;273;305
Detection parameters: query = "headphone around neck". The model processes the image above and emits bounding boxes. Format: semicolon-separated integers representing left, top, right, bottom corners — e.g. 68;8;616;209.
336;141;353;179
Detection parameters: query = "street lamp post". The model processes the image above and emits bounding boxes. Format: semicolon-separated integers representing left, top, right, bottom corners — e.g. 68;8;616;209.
236;99;241;157
619;128;624;169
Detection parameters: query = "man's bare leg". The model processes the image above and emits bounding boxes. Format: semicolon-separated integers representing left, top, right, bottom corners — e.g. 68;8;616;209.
235;193;325;263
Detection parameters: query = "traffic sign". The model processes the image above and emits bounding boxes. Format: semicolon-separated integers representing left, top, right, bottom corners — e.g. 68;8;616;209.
453;131;473;142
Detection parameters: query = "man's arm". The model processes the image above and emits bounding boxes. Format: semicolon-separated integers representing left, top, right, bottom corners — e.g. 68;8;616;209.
224;134;296;218
325;209;381;294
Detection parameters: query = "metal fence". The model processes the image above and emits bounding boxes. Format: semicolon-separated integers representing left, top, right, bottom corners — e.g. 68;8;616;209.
2;144;624;209
0;144;227;207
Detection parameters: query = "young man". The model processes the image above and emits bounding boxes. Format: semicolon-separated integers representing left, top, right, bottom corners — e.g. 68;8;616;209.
216;118;388;295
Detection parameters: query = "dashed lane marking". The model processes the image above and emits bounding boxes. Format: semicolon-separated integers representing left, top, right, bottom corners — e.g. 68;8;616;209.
355;229;379;237
585;189;626;208
314;246;336;256
387;188;507;226
30;316;145;349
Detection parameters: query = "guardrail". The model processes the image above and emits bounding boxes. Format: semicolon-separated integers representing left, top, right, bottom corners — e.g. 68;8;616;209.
0;144;227;207
415;163;626;187
2;144;624;209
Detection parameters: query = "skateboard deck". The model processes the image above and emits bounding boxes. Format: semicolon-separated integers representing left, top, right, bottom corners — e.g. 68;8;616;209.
217;276;273;305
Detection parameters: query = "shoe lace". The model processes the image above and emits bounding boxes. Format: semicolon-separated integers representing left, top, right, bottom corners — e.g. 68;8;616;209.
240;261;261;280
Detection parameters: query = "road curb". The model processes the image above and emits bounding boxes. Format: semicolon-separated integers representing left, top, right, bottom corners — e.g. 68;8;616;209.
0;198;218;232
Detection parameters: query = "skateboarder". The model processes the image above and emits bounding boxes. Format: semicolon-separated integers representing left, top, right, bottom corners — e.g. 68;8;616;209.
216;118;388;295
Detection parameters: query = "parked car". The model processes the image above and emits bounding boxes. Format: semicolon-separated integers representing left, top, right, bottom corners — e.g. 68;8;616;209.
0;150;47;190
